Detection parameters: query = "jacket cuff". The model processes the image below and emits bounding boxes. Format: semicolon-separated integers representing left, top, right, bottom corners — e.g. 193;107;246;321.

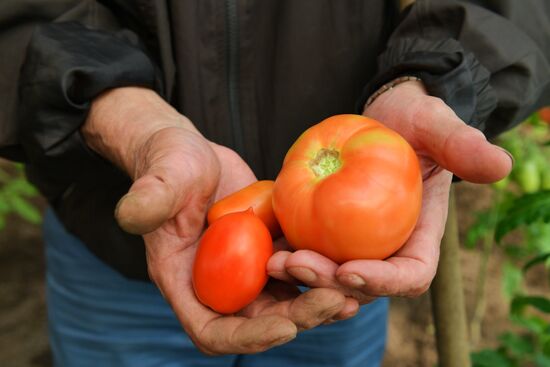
359;37;497;128
18;22;162;200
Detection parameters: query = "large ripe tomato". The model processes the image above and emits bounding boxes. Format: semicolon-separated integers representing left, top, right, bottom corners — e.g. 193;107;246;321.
193;209;272;314
273;114;422;263
207;180;282;238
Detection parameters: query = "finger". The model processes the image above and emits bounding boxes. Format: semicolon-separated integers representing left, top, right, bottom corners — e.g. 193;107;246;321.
116;173;178;234
149;244;297;355
323;297;363;325
267;251;301;284
198;315;297;355
243;284;346;331
284;250;340;288
416;101;513;183
337;169;451;297
274;250;371;303
116;129;221;235
334;297;361;320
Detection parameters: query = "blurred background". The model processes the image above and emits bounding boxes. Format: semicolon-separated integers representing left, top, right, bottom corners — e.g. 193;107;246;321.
1;109;549;367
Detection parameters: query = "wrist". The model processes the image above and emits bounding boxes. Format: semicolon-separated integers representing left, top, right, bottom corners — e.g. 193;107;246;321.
82;87;195;174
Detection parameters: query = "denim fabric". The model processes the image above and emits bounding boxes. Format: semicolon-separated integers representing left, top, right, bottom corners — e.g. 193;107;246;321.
44;209;388;367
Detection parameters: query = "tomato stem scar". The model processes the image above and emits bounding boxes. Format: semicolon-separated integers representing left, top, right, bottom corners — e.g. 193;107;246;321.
309;148;342;178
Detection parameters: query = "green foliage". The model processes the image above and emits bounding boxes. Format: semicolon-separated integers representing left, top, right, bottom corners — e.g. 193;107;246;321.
467;111;550;366
472;349;512;367
495;191;550;243
0;163;42;230
501;262;523;300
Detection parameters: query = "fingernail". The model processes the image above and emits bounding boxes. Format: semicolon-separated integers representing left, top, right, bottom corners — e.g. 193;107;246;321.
114;194;130;217
288;267;317;283
496;146;515;167
340;274;365;288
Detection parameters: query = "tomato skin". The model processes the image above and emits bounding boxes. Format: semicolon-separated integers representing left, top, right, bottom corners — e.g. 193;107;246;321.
273;114;422;263
207;180;282;238
193;209;272;314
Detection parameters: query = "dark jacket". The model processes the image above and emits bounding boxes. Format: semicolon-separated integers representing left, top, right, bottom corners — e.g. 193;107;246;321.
1;0;549;280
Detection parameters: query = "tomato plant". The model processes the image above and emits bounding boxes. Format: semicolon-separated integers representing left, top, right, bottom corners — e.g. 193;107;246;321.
273;114;422;263
193;209;272;314
207;180;281;238
466;115;550;366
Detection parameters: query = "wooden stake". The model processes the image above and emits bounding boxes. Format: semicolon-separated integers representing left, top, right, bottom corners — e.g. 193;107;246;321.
430;187;471;367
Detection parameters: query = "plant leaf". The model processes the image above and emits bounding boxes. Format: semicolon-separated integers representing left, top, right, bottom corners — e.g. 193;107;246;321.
498;332;535;357
6;195;41;224
511;314;547;335
471;349;512;367
535;353;550;367
502;262;523;300
496;191;550;243
465;210;494;249
511;296;550;315
524;253;550;272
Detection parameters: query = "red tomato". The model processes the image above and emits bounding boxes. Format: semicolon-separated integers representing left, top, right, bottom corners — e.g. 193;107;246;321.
207;180;282;238
273;114;422;263
539;107;550;124
193;209;272;314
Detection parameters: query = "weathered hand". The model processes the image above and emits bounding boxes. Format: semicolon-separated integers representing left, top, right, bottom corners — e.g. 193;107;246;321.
267;81;513;304
83;87;351;355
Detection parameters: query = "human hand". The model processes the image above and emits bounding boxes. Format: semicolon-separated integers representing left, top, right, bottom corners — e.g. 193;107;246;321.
267;80;513;304
82;87;352;354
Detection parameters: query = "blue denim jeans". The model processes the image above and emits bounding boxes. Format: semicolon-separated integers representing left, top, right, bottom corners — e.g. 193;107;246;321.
44;209;388;367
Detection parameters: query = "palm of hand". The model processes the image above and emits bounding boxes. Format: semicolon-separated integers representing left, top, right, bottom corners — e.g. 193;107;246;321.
118;126;349;354
267;81;512;304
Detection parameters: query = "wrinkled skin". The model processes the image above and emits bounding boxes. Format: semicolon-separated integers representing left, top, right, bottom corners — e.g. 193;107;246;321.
82;87;355;355
267;81;513;307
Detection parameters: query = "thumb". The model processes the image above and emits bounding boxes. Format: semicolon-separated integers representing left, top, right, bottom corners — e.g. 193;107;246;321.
420;114;513;183
114;130;221;235
115;172;179;234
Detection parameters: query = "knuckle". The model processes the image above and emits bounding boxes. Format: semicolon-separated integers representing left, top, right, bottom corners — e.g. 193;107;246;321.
406;277;433;297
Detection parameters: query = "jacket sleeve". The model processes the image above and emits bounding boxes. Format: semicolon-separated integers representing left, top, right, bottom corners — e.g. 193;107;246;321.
360;0;550;139
0;1;162;280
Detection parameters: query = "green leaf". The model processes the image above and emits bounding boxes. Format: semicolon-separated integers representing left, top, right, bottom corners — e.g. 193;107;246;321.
471;349;513;367
5;195;41;224
535;353;550;367
524;253;550;272
465;210;494;248
496;191;550;243
499;332;535;357
10;178;38;196
502;262;523;300
511;314;547;335
503;244;531;259
511;296;550;315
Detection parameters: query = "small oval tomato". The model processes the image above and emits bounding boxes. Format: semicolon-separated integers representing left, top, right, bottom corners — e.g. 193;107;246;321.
515;159;541;194
207;180;282;238
193;209;272;314
273;114;422;263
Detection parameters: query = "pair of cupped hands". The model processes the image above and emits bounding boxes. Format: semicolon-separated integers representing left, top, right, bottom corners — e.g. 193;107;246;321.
82;81;512;355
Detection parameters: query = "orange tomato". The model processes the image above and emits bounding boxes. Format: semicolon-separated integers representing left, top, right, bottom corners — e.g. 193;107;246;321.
273;114;422;263
193;209;272;314
207;180;282;238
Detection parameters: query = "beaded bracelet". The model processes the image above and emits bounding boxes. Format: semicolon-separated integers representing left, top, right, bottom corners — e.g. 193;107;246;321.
365;76;422;107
